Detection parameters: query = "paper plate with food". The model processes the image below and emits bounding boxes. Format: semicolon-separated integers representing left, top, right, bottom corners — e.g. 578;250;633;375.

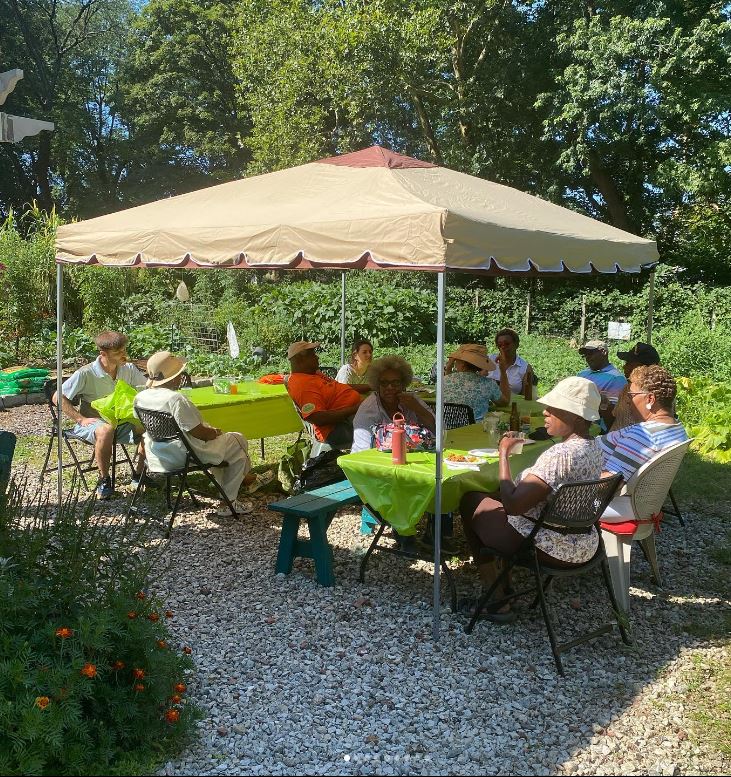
444;452;488;470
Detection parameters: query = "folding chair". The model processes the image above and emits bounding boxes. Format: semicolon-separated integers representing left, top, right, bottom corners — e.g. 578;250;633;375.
39;379;135;491
130;406;238;537
319;365;338;379
359;503;459;611
424;401;475;430
465;474;628;675
600;439;692;613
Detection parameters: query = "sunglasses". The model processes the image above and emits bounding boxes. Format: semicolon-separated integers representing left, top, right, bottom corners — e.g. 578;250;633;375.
379;379;403;388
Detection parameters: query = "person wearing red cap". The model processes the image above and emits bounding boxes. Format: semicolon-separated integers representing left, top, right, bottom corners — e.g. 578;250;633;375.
286;341;366;448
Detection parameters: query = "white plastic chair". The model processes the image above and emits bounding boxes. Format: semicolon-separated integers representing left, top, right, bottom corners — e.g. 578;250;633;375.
600;438;692;612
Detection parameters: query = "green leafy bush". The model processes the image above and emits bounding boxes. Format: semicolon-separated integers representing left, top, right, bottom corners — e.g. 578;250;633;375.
0;480;198;775
676;376;731;463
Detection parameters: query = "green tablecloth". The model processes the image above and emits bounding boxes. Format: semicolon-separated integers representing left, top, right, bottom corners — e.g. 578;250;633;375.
338;423;553;535
186;383;303;439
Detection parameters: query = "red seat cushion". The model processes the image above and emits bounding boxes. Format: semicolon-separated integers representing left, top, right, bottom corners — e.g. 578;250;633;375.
600;519;640;535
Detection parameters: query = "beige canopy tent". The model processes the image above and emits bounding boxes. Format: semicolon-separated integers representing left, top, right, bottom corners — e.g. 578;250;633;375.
54;145;659;636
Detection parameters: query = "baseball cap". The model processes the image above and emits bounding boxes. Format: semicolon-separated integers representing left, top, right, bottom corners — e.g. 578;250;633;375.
578;339;607;354
287;341;320;360
616;342;660;365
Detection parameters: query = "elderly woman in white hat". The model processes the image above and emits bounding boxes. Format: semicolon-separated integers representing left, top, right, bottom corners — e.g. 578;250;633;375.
443;343;510;421
133;351;253;517
459;376;604;622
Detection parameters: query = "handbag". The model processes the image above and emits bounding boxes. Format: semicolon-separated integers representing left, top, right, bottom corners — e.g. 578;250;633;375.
371;414;436;453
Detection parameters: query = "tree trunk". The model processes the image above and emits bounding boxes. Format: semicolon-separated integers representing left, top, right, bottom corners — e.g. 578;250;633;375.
33;133;54;212
586;151;635;233
410;89;444;165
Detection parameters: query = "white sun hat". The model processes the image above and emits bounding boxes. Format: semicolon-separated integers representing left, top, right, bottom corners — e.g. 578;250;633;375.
537;376;601;422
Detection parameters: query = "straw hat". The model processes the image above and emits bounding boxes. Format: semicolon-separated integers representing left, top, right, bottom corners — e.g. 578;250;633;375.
146;351;187;388
287;341;320;360
448;344;496;372
537;376;601;422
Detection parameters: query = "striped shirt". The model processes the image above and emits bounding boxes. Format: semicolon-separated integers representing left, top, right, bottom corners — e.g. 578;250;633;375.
598;420;688;482
578;364;627;400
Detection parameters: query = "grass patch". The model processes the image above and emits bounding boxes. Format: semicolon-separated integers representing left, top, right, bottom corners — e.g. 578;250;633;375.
686;657;731;759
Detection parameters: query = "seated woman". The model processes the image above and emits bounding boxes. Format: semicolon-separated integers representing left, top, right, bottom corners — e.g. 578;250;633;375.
351;355;435;453
598;365;688;519
443;344;510;420
459;377;603;621
486;327;535;398
336;338;374;390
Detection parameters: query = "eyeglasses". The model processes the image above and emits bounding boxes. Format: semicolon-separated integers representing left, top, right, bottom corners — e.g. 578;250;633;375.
379;379;403;388
626;391;648;397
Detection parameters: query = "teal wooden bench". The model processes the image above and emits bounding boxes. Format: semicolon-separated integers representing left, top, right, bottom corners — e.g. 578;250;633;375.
268;480;361;586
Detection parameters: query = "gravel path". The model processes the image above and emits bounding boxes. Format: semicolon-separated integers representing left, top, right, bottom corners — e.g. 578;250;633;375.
4;405;729;776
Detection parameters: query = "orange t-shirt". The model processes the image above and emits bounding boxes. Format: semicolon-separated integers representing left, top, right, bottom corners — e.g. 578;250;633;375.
287;371;362;441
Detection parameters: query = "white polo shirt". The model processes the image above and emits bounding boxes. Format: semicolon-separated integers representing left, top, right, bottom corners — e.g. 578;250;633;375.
486;354;530;395
62;357;147;417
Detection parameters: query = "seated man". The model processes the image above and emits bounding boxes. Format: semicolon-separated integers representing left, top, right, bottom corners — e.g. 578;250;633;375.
577;339;627;431
53;330;147;500
286;341;364;449
133;351;253;516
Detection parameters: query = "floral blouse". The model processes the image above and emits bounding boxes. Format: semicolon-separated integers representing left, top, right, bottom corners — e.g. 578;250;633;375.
443;371;501;422
507;437;603;564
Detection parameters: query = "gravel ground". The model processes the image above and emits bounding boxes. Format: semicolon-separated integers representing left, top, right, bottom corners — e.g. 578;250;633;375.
4;405;730;776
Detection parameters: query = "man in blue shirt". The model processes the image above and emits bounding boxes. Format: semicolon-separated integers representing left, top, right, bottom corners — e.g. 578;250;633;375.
577;339;627;431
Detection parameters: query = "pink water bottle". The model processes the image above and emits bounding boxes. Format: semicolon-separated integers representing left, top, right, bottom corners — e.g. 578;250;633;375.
391;413;407;465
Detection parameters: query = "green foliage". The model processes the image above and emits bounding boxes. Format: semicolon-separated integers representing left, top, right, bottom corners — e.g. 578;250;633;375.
0;209;57;362
0;478;198;775
676;376;731;463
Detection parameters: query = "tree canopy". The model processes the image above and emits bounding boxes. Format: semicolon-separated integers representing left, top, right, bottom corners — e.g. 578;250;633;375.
1;0;729;282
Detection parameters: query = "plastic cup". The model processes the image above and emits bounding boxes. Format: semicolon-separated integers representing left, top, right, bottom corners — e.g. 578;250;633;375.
511;432;526;455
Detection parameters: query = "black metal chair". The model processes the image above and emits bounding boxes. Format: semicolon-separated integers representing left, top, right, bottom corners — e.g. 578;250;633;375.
465;474;630;674
663;487;685;527
179;371;193;389
359;504;458;611
424;402;475;430
130;406;238;537
39;379;135;491
319;365;339;379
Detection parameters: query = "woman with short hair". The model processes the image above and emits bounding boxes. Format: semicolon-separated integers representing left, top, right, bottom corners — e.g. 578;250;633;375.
486;327;535;397
599;364;687;482
351;355;435;453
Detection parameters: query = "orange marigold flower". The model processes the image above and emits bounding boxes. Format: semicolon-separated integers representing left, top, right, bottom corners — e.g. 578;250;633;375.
111;660;125;671
170;694;182;704
80;663;97;679
164;708;180;724
182;646;192;655
127;611;137;619
132;668;145;680
148;612;160;622
173;682;187;694
55;627;73;639
165;610;174;618
135;591;146;600
134;683;145;692
157;640;167;649
35;696;50;710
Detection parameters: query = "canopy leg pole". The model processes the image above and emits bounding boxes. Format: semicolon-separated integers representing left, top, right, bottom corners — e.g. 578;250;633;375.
56;262;64;506
340;271;347;366
432;271;446;640
646;270;655;344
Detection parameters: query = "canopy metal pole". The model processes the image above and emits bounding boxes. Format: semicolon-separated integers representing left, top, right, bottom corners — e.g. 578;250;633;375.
340;272;346;366
432;271;446;640
646;270;655;344
56;263;64;506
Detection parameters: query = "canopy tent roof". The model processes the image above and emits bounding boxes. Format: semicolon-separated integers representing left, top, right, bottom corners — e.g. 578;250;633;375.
55;146;657;275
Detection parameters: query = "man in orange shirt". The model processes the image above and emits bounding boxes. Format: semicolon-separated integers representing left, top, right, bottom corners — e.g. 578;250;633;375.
286;341;366;448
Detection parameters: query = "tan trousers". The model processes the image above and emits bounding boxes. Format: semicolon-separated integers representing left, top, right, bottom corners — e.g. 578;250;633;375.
208;432;251;502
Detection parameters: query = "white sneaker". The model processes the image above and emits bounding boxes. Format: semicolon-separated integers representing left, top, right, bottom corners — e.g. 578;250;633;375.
216;499;254;517
244;470;277;494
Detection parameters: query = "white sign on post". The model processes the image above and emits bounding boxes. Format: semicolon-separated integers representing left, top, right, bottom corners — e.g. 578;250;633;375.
608;321;631;340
